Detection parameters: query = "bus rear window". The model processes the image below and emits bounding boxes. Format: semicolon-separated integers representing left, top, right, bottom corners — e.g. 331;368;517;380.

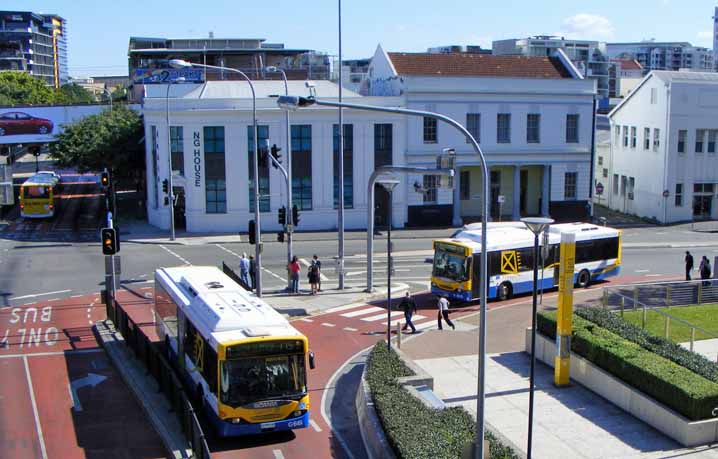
24;186;49;198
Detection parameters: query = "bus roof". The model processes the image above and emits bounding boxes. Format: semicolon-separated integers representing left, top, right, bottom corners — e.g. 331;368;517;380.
22;174;60;187
156;266;302;345
437;221;620;252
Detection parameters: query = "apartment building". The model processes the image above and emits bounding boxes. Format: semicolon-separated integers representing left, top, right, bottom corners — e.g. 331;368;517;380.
607;71;718;223
0;10;68;88
607;42;713;74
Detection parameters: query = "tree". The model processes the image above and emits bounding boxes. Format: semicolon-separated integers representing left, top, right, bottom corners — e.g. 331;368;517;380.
49;106;145;185
56;83;94;104
0;71;57;105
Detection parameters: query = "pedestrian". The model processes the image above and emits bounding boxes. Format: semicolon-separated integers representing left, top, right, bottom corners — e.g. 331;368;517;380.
288;256;301;294
248;255;256;291
436;295;455;330
313;254;322;292
399;291;417;334
239;253;250;288
685;251;694;281
700;256;712;286
308;260;319;295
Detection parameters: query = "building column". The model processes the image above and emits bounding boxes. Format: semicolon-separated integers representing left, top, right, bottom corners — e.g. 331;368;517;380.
541;165;550;216
452;167;463;227
512;165;520;220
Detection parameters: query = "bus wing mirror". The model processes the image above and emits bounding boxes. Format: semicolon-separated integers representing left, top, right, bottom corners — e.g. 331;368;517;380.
309;351;316;370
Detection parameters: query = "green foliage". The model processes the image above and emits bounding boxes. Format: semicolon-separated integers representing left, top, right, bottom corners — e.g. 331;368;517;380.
366;343;519;459
538;311;718;420
621;304;718;343
49;105;144;182
0;71;58;105
56;83;95;104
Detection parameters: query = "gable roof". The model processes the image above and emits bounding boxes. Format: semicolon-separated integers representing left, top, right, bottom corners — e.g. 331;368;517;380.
386;52;572;79
614;59;642;71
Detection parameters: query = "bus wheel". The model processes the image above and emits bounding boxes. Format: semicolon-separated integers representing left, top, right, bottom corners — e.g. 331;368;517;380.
577;270;591;288
498;282;513;301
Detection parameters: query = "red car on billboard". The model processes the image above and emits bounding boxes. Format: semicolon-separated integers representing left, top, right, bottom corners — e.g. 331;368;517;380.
0;112;54;136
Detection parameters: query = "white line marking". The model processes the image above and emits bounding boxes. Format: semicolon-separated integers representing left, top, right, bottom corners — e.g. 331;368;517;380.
0;348;104;359
321;349;362;459
262;267;285;281
300;318;314;323
47;298;59;302
70;294;82;298
159;244;191;265
382;315;426;326
24;355;48;459
321;323;336;327
24;302;37;306
646;274;663;277
324;302;368;314
341;306;384;318
9;289;71;301
299;258;310;267
216;244;242;259
273;449;285;459
635;269;650;273
343;327;358;332
346;271;366;277
309;418;323;432
361;312;395;322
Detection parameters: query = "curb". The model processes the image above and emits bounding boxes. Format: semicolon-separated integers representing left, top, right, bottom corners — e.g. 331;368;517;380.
355;364;396;459
93;320;192;459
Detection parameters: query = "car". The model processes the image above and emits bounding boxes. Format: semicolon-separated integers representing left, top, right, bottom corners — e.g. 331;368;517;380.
0;112;54;136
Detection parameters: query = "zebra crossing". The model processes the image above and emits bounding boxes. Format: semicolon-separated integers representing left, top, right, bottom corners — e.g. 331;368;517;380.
324;302;437;329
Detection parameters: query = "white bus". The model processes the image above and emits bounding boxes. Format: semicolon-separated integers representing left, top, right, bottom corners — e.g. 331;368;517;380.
431;222;622;302
154;266;315;437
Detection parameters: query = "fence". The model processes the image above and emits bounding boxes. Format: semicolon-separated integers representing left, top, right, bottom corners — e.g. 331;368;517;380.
106;299;212;459
599;278;718;355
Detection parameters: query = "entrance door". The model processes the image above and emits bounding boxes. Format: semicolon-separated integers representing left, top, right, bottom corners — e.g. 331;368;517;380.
490;170;501;220
520;170;528;215
374;185;390;230
173;187;186;229
693;183;714;220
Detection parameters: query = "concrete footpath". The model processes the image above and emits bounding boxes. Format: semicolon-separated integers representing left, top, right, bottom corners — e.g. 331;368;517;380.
398;294;718;459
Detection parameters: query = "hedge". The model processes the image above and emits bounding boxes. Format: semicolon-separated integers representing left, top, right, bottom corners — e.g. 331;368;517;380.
537;311;718;421
365;343;518;459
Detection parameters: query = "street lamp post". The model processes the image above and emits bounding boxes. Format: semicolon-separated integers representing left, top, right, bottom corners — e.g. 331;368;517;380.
266;66;293;290
170;59;263;297
277;95;490;459
337;0;346;290
378;178;400;349
521;217;554;459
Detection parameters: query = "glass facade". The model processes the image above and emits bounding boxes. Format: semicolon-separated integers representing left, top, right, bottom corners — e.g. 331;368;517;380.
170;126;184;176
204;126;226;213
248;125;270;212
291;125;312;210
333;124;353;209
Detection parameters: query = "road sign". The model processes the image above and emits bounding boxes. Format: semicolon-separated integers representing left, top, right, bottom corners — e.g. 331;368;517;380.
595;182;604;196
663;190;670;198
497;195;505;204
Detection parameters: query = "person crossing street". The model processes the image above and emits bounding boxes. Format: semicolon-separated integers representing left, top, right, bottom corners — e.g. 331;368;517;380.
436;295;455;330
399;291;417;334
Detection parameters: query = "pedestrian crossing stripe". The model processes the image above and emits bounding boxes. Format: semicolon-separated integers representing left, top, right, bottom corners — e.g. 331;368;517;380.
501;250;519;274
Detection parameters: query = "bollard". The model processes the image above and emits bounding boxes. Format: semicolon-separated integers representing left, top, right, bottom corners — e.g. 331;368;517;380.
397;322;402;349
633;288;638;311
621;296;625;315
698;282;703;305
620;297;624;317
691;328;696;353
666;285;671;307
664;316;670;339
642;304;647;329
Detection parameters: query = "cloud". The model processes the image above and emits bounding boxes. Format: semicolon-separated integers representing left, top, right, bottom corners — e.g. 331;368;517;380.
560;14;614;40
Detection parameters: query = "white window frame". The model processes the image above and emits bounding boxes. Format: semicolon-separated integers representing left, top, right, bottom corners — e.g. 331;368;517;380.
677;129;686;154
653;128;660;152
644;127;650;150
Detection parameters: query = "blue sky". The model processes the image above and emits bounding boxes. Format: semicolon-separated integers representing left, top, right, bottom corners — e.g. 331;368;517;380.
10;0;718;77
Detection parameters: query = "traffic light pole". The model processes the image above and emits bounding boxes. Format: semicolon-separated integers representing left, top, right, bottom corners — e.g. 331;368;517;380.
268;152;293;289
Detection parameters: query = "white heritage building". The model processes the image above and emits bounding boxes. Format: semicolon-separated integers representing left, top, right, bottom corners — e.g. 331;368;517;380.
365;45;597;226
142;81;404;232
607;71;718;223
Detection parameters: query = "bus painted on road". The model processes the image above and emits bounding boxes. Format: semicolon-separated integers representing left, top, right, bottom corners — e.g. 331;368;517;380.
19;173;61;218
431;222;621;302
153;266;315;437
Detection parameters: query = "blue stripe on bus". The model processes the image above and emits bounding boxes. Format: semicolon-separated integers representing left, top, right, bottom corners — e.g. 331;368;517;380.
211;411;310;437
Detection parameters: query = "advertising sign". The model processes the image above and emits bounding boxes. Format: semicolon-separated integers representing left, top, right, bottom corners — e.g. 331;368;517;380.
0;105;118;145
133;68;204;84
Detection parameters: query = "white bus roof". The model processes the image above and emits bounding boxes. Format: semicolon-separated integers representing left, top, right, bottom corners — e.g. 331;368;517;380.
155;266;302;345
22;173;60;187
438;221;620;253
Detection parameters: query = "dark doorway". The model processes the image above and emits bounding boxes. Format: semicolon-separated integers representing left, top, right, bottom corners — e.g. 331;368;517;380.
173;187;186;229
374;185;390;230
520;169;528;215
490;170;501;219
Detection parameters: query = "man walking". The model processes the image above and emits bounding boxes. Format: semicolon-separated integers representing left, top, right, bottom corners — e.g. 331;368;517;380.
399;292;417;334
239;253;250;288
313;254;322;292
436;295;455;330
249;255;256;291
700;256;712;287
685;251;694;281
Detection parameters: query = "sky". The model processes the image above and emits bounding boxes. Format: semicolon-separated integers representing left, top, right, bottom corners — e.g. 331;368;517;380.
9;0;718;77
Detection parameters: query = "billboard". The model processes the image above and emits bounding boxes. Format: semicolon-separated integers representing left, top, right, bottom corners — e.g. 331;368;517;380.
133;68;204;84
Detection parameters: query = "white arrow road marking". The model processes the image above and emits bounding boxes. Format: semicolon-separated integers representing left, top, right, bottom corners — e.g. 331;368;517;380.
70;373;108;411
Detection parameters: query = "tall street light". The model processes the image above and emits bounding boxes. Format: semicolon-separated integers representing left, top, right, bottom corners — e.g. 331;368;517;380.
265;66;293;291
378;177;399;349
521;216;554;459
278;95;490;459
164;77;185;242
170;59;263;297
337;0;346;289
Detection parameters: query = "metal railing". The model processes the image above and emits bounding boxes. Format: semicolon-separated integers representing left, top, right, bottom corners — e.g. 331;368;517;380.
599;279;718;356
106;299;212;459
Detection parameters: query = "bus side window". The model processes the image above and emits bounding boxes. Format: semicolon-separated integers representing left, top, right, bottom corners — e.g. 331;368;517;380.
203;345;218;395
184;321;196;364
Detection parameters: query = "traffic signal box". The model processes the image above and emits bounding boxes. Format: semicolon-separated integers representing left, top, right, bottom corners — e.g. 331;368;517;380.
101;227;119;255
100;171;110;188
162;179;169;194
248;220;256;245
278;206;286;225
292;205;299;227
270;144;282;169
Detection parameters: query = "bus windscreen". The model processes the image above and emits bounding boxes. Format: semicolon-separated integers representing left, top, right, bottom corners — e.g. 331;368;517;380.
220;354;306;407
433;245;471;282
24;186;49;198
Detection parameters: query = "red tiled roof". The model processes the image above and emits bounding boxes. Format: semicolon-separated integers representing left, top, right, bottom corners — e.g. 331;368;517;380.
614;59;643;71
387;52;572;79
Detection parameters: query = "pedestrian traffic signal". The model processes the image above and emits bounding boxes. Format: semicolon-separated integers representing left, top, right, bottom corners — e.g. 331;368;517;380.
292;205;300;227
270;144;282;169
100;171;110;188
101;227;118;255
162;179;169;194
277;231;285;243
278;206;286;225
248;220;256;245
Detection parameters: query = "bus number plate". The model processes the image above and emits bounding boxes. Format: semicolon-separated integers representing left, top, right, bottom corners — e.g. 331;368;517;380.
260;422;276;430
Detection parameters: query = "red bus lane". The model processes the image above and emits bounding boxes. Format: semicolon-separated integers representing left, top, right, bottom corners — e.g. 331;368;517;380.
0;294;165;459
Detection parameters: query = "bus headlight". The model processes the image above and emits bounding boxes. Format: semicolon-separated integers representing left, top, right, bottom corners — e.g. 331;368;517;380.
293;410;302;417
231;418;242;424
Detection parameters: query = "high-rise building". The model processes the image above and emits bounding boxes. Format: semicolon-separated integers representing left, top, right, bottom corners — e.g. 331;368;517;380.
606;41;713;74
713;7;718;71
0;10;68;88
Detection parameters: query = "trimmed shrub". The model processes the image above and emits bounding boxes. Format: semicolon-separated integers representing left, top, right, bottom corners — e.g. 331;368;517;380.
538;311;718;421
365;343;518;459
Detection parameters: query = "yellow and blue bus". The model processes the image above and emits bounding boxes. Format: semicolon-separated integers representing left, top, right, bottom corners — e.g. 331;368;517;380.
153;266;315;437
19;172;61;218
431;222;621;302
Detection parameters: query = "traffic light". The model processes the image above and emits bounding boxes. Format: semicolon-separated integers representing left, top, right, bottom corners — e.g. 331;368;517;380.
248;219;256;245
162;179;169;194
277;231;285;243
270;144;282;169
278;206;286;225
292;204;300;227
101;227;118;255
100;171;110;188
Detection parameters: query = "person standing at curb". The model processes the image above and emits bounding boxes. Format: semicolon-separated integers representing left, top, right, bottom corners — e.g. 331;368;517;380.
288;256;301;294
239;253;250;288
313;254;322;292
308;260;319;295
400;291;417;334
700;256;712;286
685;251;694;281
249;255;256;291
436;295;455;330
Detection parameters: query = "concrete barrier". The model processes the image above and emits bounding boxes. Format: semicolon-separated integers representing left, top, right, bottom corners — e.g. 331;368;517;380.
355;365;396;459
526;328;718;446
